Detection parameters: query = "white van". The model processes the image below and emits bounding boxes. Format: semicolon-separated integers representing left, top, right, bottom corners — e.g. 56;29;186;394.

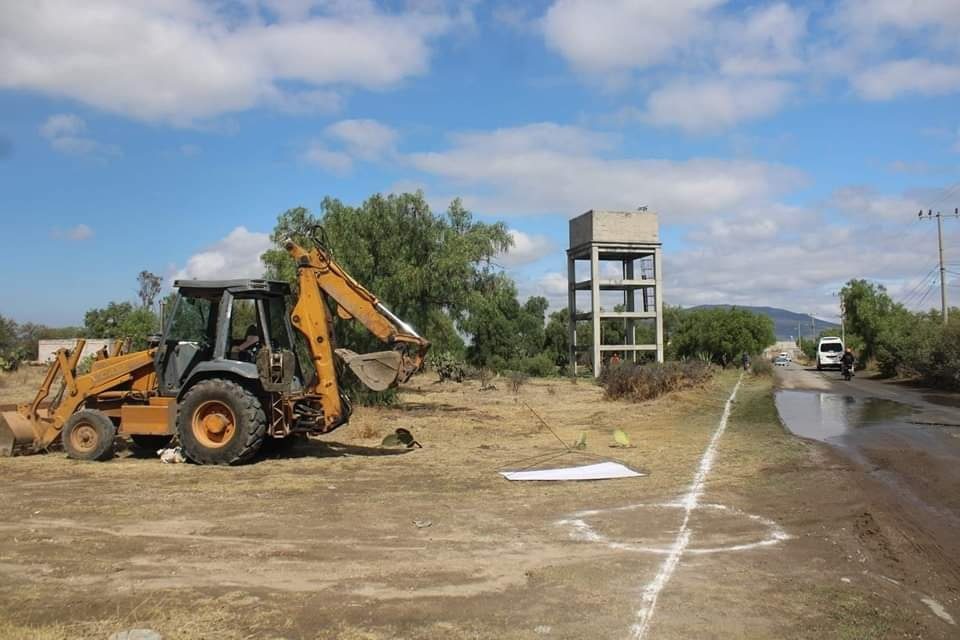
816;337;843;370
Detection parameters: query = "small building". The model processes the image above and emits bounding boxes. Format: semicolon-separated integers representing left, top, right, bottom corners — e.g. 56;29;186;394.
567;209;664;377
36;339;113;364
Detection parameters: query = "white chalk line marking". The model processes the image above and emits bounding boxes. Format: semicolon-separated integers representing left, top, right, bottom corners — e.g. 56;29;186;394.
630;373;743;640
556;502;789;555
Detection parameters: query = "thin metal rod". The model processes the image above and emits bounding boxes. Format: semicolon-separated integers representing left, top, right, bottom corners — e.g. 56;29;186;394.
520;399;571;450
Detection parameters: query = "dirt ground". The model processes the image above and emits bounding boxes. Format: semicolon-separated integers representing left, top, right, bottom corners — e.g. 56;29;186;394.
0;369;957;639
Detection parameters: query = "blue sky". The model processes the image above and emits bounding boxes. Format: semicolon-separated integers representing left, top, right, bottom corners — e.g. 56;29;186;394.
1;0;959;326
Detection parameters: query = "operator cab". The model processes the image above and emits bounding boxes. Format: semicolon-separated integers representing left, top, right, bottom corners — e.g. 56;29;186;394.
156;279;304;396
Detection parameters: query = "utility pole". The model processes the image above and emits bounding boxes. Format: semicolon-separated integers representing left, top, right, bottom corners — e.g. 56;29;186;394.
919;208;959;325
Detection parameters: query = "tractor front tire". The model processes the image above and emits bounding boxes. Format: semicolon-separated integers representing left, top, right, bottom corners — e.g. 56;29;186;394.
62;410;116;461
177;379;266;465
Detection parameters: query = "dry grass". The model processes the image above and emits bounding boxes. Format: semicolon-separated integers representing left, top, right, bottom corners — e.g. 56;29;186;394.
0;365;46;407
0;370;932;639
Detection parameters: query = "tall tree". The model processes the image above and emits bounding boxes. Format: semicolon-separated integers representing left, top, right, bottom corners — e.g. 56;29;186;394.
137;270;163;309
669;307;775;365
840;279;907;362
262;192;512;355
0;314;18;352
84;302;158;349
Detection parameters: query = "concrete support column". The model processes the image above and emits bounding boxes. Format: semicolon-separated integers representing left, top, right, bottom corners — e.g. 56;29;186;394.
654;248;664;363
624;259;636;363
567;253;577;375
591;245;601;378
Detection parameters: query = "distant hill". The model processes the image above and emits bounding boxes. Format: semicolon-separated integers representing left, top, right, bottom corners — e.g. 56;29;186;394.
689;305;840;341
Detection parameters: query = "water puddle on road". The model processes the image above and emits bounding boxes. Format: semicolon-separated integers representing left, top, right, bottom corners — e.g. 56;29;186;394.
774;390;913;443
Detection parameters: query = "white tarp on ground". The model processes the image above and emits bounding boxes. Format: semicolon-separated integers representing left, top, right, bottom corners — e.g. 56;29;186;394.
499;461;645;481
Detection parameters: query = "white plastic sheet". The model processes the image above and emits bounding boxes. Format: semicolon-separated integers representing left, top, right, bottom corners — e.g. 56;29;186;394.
499;461;644;481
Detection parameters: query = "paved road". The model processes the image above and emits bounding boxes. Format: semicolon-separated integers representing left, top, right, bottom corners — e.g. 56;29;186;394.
774;363;960;603
775;362;960;426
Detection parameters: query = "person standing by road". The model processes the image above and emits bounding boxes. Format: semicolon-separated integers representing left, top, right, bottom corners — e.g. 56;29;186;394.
741;351;751;371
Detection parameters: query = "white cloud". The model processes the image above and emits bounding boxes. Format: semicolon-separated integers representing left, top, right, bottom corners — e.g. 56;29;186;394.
39;113;119;157
852;59;960;100
52;223;94;241
540;1;802;130
303;143;354;174
832;0;960;36
515;271;569;310
408;123;803;218
542;0;722;73
325;119;398;161
173;227;271;281
717;3;807;77
0;1;461;125
666;212;944;317
497;229;554;267
303;118;398;173
830;186;925;220
644;79;791;133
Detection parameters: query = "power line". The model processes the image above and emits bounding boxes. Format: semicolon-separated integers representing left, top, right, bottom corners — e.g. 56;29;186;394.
915;279;938;309
899;266;939;306
927;182;960;211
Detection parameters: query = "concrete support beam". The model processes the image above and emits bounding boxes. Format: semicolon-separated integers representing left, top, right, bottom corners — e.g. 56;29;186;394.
624;259;635;363
591;245;601;378
654;247;664;363
567;254;577;375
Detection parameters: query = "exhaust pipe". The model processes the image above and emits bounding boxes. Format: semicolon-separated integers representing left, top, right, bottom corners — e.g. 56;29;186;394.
0;410;37;456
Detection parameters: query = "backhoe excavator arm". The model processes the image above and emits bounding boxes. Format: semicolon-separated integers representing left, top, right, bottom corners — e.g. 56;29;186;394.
285;239;430;430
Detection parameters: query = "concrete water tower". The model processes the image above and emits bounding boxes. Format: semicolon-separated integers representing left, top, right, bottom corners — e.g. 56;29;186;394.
567;209;664;377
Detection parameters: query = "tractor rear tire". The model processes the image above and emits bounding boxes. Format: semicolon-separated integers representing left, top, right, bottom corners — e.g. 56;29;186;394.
130;434;174;452
177;379;266;465
62;410;116;461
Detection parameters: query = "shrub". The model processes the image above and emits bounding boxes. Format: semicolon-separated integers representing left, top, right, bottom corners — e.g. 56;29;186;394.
428;351;467;383
347;385;399;407
751;357;773;376
599;360;714;402
76;354;96;375
507;353;558;377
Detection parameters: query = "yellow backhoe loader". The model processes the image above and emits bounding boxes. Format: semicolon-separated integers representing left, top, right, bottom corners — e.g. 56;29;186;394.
0;237;429;464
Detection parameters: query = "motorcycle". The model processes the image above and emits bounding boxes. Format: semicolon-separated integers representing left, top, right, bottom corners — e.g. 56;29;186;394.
841;361;854;381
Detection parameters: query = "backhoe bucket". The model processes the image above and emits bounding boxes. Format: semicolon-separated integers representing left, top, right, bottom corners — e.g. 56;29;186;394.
336;349;402;392
0;410;36;456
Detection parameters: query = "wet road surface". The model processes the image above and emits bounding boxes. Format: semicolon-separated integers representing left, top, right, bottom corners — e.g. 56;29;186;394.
774;364;960;578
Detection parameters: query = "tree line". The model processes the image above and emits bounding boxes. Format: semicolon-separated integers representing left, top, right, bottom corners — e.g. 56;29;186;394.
840;279;959;389
2;192;776;375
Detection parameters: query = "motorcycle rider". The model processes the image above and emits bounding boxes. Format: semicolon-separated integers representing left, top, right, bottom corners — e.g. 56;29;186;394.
840;347;855;378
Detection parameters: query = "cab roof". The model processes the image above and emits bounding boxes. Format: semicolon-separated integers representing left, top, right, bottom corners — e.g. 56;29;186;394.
173;279;290;297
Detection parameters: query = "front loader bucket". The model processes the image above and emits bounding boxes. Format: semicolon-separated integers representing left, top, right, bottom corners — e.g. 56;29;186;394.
336;349;403;392
0;411;37;457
